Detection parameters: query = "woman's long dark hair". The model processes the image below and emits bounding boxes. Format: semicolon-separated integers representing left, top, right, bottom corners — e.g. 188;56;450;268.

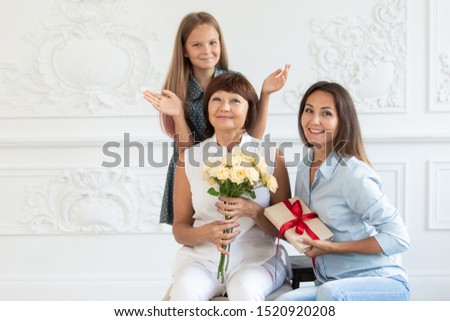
298;81;370;165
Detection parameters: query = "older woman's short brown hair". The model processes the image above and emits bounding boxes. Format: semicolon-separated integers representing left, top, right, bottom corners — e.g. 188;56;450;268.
203;73;259;137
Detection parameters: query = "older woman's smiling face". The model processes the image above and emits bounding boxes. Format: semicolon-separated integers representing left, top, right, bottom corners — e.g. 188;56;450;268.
208;90;248;134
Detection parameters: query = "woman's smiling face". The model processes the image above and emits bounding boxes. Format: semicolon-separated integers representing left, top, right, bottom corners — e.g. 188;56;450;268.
301;90;340;150
208;90;248;134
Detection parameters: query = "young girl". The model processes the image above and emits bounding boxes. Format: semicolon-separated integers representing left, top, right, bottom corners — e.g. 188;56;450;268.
170;73;291;300
276;81;410;301
143;12;289;225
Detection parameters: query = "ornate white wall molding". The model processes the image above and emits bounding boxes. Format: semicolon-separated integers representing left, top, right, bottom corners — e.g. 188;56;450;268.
14;168;167;234
436;52;450;103
372;161;406;222
0;0;161;117
286;0;406;113
429;0;450;112
56;0;125;23
428;161;450;229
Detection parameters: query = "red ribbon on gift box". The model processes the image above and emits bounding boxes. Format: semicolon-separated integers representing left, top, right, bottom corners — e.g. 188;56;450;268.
278;199;320;241
277;199;319;268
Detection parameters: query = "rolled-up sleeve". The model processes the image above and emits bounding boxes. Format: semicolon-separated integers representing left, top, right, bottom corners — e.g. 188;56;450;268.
364;195;410;255
344;168;410;255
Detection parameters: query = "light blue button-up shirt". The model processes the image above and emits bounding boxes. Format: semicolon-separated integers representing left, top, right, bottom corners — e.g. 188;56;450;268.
295;149;410;284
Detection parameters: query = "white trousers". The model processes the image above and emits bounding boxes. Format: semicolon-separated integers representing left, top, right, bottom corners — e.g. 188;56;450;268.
170;255;286;301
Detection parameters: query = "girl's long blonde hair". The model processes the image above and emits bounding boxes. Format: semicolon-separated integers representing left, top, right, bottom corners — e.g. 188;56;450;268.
161;12;229;138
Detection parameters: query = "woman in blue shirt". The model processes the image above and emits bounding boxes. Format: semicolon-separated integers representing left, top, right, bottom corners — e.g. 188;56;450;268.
276;81;410;301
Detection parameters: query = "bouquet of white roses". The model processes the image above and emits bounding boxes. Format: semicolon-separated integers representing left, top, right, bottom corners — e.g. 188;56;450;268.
202;149;278;283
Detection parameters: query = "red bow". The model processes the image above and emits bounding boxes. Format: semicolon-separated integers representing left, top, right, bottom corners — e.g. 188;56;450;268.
276;199;319;269
278;199;320;241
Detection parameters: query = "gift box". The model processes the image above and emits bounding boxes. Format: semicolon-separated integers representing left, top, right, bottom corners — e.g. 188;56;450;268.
264;196;333;253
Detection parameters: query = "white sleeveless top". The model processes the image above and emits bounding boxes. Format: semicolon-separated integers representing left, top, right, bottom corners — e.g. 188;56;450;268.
172;133;278;277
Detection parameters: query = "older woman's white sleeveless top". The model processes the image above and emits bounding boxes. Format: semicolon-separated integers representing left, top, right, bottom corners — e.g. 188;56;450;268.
172;133;278;277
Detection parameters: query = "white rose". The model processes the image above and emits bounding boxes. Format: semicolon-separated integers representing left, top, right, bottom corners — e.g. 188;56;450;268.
256;157;268;175
230;150;244;167
230;166;246;184
261;172;269;185
266;175;278;193
245;167;260;185
217;166;231;181
208;163;220;178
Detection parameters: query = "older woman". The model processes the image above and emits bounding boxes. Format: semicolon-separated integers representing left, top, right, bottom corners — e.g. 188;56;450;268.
169;73;291;300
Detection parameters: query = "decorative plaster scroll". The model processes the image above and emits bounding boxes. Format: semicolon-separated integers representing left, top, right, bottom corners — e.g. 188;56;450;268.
286;0;406;112
21;169;166;233
56;0;125;23
0;0;161;116
429;0;450;111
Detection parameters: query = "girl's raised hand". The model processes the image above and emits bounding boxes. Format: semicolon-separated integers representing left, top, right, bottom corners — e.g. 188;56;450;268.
261;64;291;96
143;89;183;117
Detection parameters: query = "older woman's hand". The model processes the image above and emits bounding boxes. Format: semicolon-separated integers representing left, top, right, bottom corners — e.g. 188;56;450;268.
215;196;264;221
201;219;241;255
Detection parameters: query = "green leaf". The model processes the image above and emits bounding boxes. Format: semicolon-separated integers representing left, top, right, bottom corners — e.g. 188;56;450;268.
243;190;256;199
207;187;220;196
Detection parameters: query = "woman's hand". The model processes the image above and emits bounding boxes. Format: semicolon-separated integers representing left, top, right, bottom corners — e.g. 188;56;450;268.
261;64;290;96
143;89;183;117
215;196;264;221
202;219;241;255
300;236;383;258
300;238;335;258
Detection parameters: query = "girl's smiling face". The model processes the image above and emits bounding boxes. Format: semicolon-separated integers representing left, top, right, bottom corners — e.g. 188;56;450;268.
184;23;221;74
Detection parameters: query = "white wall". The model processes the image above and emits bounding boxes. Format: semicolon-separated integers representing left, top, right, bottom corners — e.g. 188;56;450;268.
0;0;449;300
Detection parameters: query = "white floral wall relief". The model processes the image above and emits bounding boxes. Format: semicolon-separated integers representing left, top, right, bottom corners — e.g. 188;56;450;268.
429;0;450;111
436;53;450;103
21;169;166;234
0;0;161;117
286;0;406;112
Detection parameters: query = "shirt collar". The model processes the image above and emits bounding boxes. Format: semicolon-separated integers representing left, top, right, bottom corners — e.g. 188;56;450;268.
317;149;343;180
